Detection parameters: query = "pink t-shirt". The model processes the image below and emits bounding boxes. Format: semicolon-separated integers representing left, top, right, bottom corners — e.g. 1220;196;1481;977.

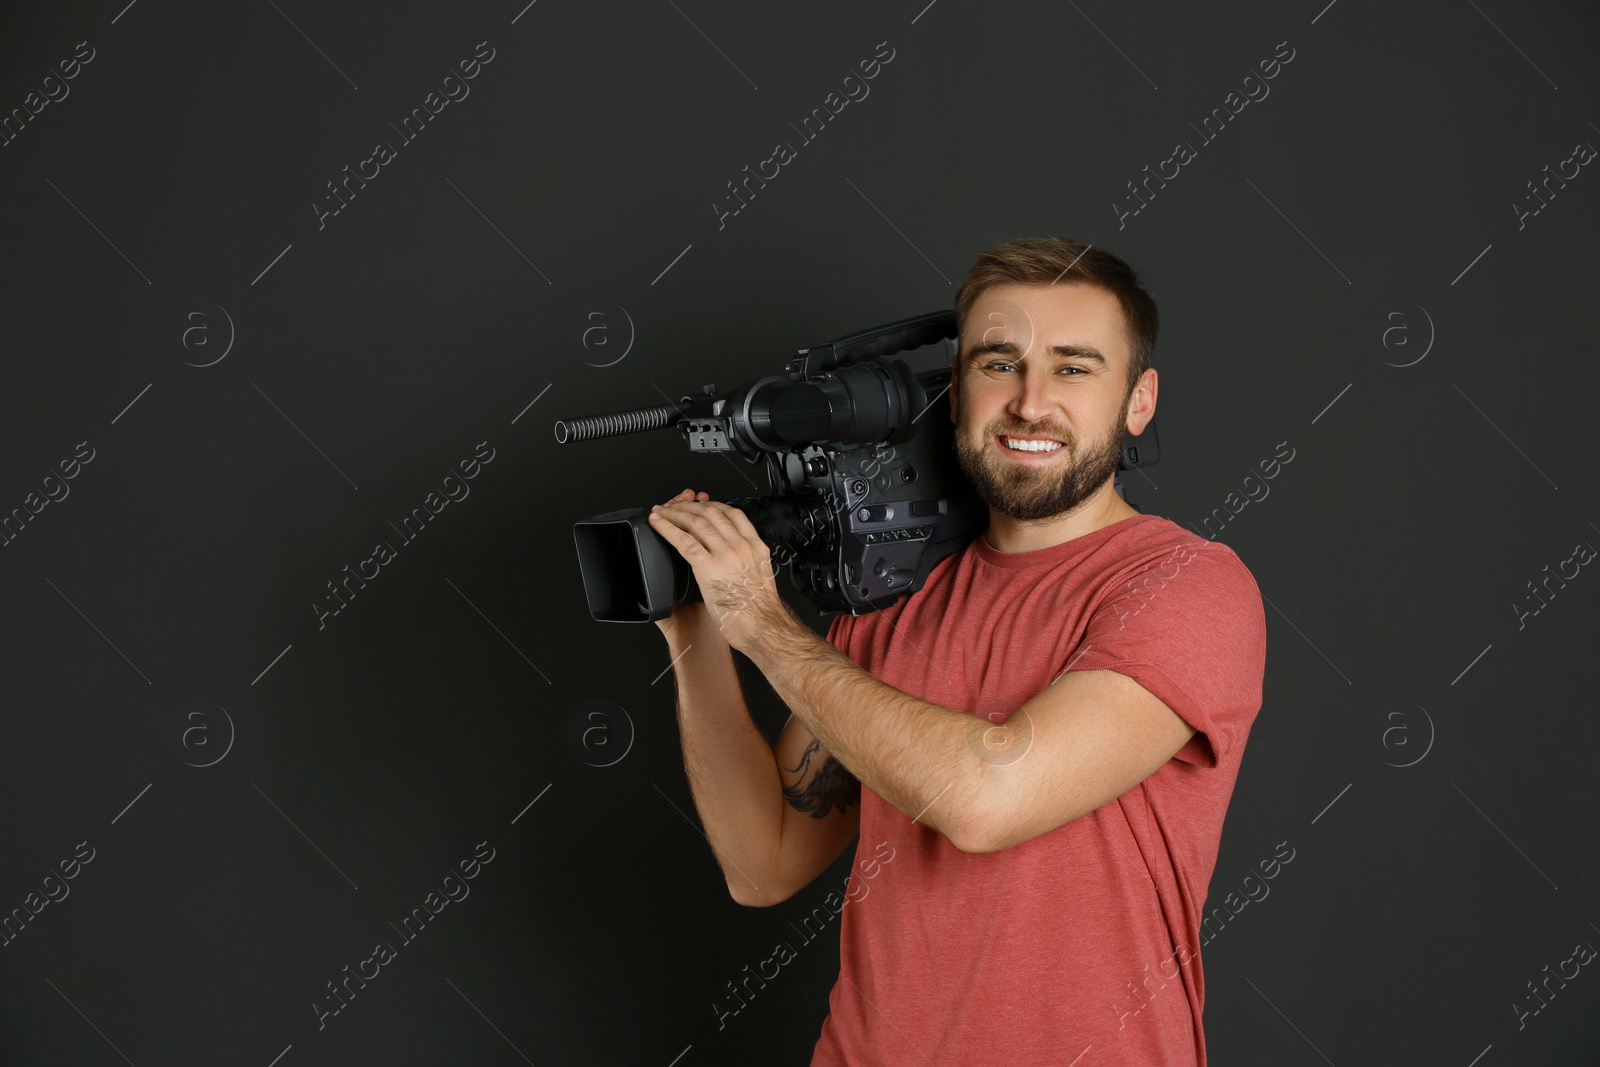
809;513;1267;1067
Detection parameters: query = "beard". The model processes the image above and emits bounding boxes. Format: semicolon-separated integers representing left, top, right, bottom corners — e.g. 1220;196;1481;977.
954;395;1131;522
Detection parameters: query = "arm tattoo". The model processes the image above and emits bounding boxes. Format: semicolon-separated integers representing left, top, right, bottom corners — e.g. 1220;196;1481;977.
782;738;861;819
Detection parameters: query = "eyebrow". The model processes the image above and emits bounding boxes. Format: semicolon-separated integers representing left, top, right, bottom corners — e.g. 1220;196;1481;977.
963;339;1110;368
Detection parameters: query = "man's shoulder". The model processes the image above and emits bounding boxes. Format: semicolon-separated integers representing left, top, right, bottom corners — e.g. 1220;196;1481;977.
1109;512;1205;551
1100;514;1262;602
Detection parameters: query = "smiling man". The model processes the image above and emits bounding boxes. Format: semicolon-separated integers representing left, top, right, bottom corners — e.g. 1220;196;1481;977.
647;236;1267;1066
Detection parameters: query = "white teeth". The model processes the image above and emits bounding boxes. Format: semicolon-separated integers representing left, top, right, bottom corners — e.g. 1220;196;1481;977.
1002;436;1063;453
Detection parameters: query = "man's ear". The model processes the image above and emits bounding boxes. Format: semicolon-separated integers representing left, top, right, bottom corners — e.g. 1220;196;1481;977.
1126;367;1157;435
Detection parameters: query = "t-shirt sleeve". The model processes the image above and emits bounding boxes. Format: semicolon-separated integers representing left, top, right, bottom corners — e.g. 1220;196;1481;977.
1061;541;1267;768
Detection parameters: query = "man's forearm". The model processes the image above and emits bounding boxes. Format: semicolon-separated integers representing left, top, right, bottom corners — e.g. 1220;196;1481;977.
741;605;1000;849
663;624;787;900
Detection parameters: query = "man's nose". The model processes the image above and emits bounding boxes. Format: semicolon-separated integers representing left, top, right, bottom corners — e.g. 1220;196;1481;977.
1007;366;1055;425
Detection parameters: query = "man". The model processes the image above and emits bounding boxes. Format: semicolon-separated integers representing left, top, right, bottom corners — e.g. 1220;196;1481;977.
646;236;1267;1066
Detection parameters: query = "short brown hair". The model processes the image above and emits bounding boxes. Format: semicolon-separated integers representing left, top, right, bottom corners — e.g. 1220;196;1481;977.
954;236;1158;396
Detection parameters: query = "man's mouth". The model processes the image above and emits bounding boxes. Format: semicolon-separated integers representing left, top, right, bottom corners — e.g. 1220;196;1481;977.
996;434;1066;454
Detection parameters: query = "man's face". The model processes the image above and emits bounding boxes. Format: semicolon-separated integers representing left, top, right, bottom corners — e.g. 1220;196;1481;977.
951;282;1143;522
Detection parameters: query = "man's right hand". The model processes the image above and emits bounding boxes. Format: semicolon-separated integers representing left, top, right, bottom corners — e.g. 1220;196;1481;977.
653;488;725;646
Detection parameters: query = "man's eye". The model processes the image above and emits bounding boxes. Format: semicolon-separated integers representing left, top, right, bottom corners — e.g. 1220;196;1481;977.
981;362;1085;375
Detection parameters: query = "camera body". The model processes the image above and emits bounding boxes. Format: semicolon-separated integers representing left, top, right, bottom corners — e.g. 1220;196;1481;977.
690;359;987;618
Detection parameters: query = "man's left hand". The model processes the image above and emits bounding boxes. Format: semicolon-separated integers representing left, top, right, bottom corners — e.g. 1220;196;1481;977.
647;498;795;654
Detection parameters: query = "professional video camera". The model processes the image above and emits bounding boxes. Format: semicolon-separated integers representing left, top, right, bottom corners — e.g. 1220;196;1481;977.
556;309;1159;623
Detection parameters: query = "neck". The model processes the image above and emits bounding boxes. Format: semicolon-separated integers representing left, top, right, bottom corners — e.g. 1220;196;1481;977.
982;482;1138;553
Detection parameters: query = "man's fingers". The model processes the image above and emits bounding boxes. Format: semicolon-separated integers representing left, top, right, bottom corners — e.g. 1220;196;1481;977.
655;500;734;542
646;509;707;557
651;503;743;556
721;504;764;542
714;505;774;565
695;501;750;542
652;502;777;590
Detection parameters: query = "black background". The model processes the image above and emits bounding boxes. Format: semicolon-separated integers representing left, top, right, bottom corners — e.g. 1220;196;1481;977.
1;0;1597;1064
